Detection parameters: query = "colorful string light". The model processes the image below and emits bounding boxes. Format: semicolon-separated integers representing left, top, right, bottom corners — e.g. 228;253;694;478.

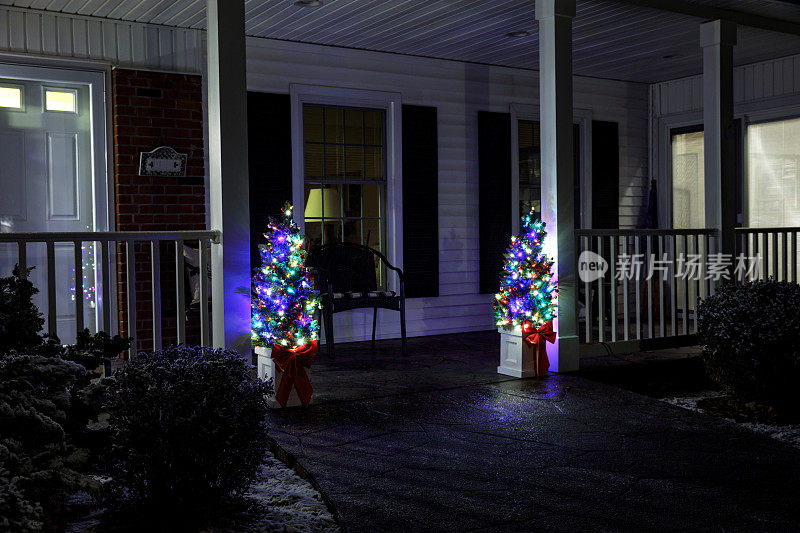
251;202;320;348
70;242;97;308
493;208;557;330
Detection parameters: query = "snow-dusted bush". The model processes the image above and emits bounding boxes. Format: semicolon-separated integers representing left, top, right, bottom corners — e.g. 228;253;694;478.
106;345;271;509
0;354;98;532
698;280;800;409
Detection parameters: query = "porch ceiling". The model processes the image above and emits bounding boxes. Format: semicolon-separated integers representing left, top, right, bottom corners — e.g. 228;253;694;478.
5;0;800;83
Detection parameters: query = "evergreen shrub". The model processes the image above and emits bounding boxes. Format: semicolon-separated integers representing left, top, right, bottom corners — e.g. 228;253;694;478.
698;280;800;409
106;345;270;510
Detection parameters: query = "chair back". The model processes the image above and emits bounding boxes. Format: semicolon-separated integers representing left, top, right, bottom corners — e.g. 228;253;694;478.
308;243;379;294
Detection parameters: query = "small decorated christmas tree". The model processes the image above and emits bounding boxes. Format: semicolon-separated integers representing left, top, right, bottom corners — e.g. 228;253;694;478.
493;208;557;332
252;202;320;348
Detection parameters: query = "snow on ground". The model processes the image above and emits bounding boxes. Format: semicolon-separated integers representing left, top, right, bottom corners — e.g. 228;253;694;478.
662;392;800;450
65;453;340;532
221;454;340;533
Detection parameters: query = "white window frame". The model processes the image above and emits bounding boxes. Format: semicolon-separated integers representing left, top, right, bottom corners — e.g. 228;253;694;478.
740;103;800;228
657;111;704;229
658;99;800;230
290;84;403;290
509;103;592;233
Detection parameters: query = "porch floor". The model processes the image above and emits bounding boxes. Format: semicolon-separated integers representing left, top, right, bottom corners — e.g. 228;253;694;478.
266;331;800;532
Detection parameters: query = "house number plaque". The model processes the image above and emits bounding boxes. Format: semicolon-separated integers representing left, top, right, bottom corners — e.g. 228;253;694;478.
139;146;188;177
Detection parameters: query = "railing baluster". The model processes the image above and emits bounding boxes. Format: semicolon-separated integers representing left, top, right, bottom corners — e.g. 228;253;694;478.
609;235;617;343
753;232;760;281
126;241;137;357
646;235;653;339
99;240;111;333
693;234;700;334
151;240;162;351
597;236;605;343
658;235;665;338
175;239;186;345
621;235;629;341
681;235;689;336
782;232;789;282
706;233;714;297
46;241;57;337
634;235;641;340
17;241;26;275
740;232;746;281
770;231;778;279
199;238;210;347
669;235;677;337
73;240;84;334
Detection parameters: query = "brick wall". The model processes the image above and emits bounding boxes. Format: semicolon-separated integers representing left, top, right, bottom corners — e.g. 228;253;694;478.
112;68;206;352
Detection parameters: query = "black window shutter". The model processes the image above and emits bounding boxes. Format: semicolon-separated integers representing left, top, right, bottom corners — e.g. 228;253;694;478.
248;92;293;270
591;120;619;230
402;104;439;298
478;111;512;294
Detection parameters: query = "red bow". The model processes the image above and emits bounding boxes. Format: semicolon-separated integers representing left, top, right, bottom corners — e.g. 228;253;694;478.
271;340;318;407
522;321;556;376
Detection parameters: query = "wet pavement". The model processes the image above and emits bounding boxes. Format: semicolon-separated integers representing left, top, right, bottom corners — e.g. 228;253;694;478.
266;331;800;532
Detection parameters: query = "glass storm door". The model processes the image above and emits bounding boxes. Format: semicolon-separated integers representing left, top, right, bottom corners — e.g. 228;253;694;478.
0;77;96;343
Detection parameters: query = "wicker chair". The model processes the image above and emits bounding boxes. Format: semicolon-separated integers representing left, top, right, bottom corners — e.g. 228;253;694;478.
308;243;407;358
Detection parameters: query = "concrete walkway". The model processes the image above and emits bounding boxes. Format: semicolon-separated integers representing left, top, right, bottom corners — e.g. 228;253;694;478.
266;332;800;532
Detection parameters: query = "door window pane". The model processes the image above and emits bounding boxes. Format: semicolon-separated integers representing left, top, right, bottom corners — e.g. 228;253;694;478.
45;89;77;113
671;129;705;228
747;117;800;227
0;86;22;109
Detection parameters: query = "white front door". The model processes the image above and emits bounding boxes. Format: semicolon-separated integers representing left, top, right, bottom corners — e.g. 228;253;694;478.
0;67;106;344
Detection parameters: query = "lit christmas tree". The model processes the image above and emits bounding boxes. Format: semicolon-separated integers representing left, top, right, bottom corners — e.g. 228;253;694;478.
252;202;320;348
493;208;557;331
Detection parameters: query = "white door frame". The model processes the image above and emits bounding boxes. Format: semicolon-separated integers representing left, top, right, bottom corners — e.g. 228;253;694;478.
0;62;111;232
0;61;114;333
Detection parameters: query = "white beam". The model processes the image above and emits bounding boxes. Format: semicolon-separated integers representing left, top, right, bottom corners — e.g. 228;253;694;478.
207;0;251;353
701;20;737;266
537;0;579;373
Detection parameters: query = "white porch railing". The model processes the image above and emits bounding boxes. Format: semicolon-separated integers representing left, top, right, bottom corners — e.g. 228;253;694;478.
735;227;800;282
575;228;717;348
0;230;220;354
577;226;800;352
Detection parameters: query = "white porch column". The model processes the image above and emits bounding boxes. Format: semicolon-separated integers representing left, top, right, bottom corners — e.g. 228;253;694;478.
536;0;579;372
207;0;251;353
701;20;737;265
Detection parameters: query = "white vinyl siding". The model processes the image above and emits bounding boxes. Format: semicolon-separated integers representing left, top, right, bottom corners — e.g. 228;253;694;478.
0;6;202;74
652;53;800;117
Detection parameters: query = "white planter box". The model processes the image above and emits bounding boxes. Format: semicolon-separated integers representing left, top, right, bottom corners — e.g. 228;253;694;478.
497;326;542;378
254;345;306;408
